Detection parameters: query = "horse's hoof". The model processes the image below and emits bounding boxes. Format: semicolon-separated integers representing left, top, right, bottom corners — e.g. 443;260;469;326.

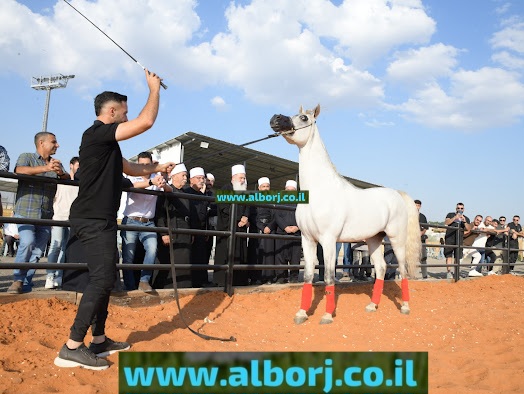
400;306;410;315
294;315;308;325
319;316;333;325
365;303;377;313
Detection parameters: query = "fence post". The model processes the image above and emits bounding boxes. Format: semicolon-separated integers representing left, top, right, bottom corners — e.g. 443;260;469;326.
503;236;511;275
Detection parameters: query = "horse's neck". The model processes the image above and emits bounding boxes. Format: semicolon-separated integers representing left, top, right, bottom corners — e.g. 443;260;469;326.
298;128;347;189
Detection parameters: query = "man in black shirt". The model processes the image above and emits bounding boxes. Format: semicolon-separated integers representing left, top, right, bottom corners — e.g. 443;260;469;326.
444;202;471;279
507;215;523;272
54;70;174;370
415;200;428;279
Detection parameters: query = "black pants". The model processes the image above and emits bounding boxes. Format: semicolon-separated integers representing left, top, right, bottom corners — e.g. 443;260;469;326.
276;237;301;281
4;235;18;256
68;218;118;342
154;239;192;289
191;235;210;287
509;242;519;271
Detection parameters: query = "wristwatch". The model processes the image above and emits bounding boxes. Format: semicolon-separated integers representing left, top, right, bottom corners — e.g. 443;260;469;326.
149;179;153;186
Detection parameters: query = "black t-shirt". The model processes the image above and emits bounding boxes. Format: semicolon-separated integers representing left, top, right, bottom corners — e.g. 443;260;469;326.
445;212;470;238
507;222;522;245
70;120;122;220
419;212;428;242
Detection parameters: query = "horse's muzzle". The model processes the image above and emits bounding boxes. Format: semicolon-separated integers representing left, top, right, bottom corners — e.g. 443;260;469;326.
270;114;293;134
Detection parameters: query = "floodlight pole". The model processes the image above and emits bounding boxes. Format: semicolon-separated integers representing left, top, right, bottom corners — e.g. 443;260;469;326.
31;74;75;132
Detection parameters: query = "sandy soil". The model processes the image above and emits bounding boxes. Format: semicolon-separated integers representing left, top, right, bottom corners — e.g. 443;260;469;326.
0;275;523;394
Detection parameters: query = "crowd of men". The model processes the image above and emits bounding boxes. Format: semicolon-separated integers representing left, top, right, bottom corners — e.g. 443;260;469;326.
442;202;522;279
1;139;308;291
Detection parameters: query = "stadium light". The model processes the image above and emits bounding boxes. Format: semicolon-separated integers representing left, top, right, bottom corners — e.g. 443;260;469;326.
31;74;75;132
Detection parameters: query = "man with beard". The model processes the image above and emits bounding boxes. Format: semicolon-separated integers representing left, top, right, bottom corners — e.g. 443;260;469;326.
247;177;276;284
186;167;213;287
154;163;195;289
205;173;217;263
274;180;301;283
213;164;251;287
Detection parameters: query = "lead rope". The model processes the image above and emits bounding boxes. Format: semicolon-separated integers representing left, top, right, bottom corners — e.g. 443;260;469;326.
164;196;236;342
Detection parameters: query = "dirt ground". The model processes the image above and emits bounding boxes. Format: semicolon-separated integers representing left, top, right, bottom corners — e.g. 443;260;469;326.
0;275;523;394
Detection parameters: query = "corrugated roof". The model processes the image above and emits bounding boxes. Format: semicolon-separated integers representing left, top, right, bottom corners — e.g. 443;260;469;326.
132;132;379;190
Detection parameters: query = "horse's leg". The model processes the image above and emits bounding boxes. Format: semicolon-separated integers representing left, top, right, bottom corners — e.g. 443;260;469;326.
365;235;385;313
391;238;410;315
294;236;317;325
319;241;336;325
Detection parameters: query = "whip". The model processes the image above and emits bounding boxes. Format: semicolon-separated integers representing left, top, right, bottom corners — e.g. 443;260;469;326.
62;0;167;89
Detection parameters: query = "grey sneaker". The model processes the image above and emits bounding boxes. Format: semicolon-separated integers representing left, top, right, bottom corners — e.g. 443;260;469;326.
88;337;130;357
54;344;109;370
138;281;153;292
7;281;23;294
446;271;453;280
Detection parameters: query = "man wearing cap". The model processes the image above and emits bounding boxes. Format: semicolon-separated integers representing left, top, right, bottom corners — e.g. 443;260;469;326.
154;163;195;289
214;164;251;287
274;180;301;283
120;151;172;292
248;177;277;284
205;173;217;263
185;167;213;287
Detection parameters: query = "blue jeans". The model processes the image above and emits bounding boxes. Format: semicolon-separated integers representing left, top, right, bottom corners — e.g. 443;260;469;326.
336;242;352;273
46;225;70;278
121;217;158;290
13;215;51;287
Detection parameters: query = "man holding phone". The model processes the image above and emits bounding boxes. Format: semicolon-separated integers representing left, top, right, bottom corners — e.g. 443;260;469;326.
444;203;471;279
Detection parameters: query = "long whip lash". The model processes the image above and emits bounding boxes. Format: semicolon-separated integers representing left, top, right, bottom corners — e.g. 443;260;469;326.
62;0;167;89
164;199;236;342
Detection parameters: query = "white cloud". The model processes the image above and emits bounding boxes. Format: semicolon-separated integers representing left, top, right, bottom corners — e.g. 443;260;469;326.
492;50;524;69
491;19;524;53
365;119;395;128
210;95;228;110
393;67;524;130
495;3;512;15
387;43;459;87
490;16;524;70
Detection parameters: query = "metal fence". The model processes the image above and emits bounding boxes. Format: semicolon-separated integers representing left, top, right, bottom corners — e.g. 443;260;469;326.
1;171;521;296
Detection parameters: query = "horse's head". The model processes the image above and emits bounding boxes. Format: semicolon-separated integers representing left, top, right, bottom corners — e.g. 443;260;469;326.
270;104;321;147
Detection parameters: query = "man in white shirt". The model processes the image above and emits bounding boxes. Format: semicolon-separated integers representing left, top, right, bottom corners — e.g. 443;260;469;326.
121;151;172;292
45;156;80;289
461;215;495;277
3;214;19;257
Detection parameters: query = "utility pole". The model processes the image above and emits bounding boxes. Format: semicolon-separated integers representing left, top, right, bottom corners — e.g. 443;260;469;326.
31;74;75;132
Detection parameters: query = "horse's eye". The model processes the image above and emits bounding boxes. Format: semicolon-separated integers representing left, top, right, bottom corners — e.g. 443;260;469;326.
300;115;308;122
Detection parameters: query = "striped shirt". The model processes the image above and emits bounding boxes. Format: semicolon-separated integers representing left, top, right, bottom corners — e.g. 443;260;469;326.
14;152;64;219
0;145;9;171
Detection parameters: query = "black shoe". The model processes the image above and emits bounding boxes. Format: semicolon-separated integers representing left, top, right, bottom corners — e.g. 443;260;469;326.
88;337;131;357
54;344;109;370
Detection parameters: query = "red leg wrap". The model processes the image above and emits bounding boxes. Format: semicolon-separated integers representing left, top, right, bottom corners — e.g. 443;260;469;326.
371;279;384;305
401;278;410;302
325;285;335;314
300;283;313;311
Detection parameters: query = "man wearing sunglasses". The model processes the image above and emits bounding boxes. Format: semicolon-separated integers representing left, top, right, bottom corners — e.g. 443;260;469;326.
444;203;471;279
507;216;524;273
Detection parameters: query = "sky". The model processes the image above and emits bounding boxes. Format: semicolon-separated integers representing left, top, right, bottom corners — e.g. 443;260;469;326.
1;0;523;222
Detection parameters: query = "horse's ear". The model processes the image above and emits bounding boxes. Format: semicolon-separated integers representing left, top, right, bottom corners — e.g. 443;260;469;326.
299;105;304;114
313;104;321;118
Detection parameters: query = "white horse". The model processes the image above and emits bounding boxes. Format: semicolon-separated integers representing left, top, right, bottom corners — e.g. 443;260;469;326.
270;105;421;325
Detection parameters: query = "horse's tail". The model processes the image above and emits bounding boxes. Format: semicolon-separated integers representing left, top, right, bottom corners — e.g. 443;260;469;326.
398;191;422;278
